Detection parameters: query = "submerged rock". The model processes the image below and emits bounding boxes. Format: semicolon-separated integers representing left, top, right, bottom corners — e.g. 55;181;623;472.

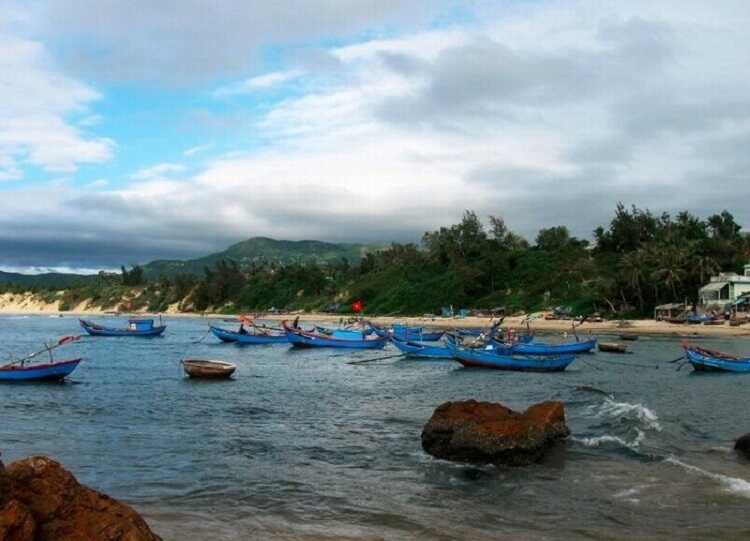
735;434;750;459
0;455;161;541
421;399;570;466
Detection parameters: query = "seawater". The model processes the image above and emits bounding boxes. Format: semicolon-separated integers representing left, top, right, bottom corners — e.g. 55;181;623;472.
2;315;750;540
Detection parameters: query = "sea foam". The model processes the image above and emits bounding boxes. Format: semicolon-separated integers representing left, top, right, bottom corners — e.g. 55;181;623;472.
588;398;662;432
665;457;750;498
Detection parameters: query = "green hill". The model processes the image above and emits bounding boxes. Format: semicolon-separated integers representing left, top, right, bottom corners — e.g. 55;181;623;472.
142;237;379;278
0;270;97;289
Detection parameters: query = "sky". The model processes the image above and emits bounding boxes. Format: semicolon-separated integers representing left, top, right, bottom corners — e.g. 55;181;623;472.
1;1;749;273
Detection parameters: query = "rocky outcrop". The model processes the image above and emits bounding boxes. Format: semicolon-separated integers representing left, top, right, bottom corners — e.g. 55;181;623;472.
0;455;161;541
421;400;570;466
735;433;750;459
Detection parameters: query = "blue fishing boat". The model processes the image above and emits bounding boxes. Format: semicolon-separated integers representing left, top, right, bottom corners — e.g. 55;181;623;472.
80;318;166;337
492;337;596;355
0;335;83;382
315;325;374;339
210;325;288;345
0;358;82;382
283;321;387;349
447;342;575;372
392;324;445;342
390;336;453;359
684;345;750;373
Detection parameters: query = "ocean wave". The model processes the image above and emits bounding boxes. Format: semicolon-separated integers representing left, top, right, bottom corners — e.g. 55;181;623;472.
587;398;662;432
665;457;750;498
574;429;645;450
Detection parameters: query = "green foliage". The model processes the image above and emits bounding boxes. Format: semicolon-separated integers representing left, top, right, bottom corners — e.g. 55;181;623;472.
3;205;748;318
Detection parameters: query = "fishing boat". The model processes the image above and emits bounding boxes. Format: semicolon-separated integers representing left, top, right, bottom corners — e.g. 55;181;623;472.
390;336;453;359
210;325;288;344
492;337;597;355
683;345;750;373
282;321;387;349
447;341;575;372
181;359;236;379
80;318;166;337
619;334;639;341
0;336;82;382
391;324;445;342
314;325;374;339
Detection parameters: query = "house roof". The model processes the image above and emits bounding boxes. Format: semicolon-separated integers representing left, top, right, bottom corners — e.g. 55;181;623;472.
700;281;728;293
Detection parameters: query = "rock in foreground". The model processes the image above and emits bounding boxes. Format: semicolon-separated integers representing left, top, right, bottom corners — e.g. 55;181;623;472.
421;400;569;466
0;455;161;541
735;433;750;459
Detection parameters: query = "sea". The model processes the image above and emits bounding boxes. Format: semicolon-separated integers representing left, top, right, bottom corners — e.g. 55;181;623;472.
1;315;749;540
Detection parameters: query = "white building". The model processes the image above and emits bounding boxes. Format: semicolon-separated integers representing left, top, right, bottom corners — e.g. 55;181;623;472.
699;264;750;310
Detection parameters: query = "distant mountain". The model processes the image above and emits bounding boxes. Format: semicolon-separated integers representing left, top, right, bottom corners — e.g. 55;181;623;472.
142;237;380;278
0;270;97;289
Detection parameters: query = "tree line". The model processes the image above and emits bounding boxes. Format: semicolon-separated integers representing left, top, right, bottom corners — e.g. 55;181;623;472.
5;205;749;316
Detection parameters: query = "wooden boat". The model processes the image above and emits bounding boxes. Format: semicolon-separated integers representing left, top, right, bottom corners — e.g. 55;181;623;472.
283;321;387;349
447;341;574;372
619;334;639;341
181;359;236;379
0;358;81;382
683;345;750;373
210;325;288;344
390;336;453;359
598;342;628;353
80;318;166;337
492;337;596;355
703;319;726;326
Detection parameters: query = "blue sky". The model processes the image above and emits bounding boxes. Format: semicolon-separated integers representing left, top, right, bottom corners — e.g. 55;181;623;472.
1;1;749;272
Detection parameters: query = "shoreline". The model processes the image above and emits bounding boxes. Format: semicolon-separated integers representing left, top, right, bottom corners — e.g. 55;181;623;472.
1;308;749;338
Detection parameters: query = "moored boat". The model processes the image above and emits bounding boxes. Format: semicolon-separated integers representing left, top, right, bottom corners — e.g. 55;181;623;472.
0;358;82;382
390;336;453;359
181;359;236;379
80;318;166;337
283;321;388;349
492;337;597;355
447;341;575;372
391;324;445;342
683;345;750;373
210;325;288;344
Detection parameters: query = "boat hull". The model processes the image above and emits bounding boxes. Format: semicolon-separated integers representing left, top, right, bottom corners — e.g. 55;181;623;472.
0;358;82;381
80;320;166;337
181;360;236;379
210;326;288;344
493;338;596;355
390;337;453;358
283;322;387;349
685;348;750;373
449;343;574;371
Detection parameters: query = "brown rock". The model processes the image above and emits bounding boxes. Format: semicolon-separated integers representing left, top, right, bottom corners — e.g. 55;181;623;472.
0;500;36;541
2;456;161;541
421;399;570;466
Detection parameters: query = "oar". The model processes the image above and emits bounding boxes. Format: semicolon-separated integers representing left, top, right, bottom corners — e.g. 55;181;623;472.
668;355;685;363
347;353;405;365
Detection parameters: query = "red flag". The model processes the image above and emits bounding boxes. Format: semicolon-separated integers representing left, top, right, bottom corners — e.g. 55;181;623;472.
351;300;363;314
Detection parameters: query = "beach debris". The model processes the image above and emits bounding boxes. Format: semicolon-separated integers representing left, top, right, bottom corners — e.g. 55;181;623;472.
735;434;750;460
0;455;161;541
598;342;629;354
421;399;569;466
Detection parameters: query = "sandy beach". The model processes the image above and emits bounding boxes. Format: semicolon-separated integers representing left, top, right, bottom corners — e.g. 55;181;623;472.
1;292;748;337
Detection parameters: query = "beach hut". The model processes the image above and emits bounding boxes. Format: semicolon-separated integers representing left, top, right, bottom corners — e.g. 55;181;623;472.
654;303;686;321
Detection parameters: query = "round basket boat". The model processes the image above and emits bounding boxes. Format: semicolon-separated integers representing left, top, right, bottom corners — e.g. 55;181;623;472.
181;359;237;379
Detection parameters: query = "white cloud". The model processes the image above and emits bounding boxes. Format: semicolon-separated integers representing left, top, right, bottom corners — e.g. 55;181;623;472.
183;144;213;157
213;70;304;97
0;32;113;178
2;1;750;270
130;163;187;181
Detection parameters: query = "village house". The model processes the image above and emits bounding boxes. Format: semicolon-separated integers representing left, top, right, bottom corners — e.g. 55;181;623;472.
698;263;750;312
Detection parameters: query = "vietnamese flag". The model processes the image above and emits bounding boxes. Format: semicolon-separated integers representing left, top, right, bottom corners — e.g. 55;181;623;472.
351;300;364;314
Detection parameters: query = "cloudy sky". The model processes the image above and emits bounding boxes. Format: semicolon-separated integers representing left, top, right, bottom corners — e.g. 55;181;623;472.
1;1;749;272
